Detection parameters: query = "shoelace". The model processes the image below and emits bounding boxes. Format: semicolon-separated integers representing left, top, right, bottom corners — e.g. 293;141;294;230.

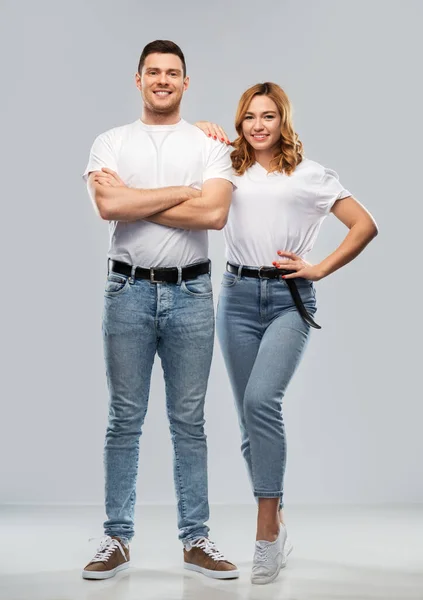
190;537;227;562
253;543;270;564
89;536;127;564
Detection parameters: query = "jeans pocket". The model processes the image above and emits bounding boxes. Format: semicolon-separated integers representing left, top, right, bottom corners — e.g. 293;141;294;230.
221;272;238;287
180;274;213;297
105;273;130;296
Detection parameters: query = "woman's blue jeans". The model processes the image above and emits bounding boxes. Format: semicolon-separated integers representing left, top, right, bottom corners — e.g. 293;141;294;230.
216;268;317;507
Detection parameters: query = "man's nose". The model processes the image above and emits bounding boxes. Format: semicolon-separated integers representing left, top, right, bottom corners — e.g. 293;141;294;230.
158;72;168;85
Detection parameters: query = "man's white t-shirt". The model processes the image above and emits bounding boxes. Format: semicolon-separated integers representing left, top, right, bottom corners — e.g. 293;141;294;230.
224;159;351;267
83;119;233;267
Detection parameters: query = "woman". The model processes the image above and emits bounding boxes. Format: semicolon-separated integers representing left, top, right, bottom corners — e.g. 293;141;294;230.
196;82;378;585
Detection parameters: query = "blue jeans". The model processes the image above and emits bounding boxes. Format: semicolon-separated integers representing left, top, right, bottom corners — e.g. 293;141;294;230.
102;270;214;543
216;268;317;507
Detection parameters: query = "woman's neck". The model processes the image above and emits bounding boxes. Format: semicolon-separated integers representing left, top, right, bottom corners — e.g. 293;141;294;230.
255;149;276;172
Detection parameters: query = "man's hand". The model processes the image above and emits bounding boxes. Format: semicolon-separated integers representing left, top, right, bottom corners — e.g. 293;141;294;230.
93;168;127;187
185;187;202;199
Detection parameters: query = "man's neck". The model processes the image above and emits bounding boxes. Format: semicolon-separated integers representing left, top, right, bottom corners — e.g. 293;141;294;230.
141;106;181;126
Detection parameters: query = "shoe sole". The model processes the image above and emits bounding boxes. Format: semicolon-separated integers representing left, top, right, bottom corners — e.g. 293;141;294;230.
82;561;131;580
184;562;239;579
251;538;294;585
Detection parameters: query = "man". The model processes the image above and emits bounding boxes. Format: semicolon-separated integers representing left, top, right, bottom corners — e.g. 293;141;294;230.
82;40;238;580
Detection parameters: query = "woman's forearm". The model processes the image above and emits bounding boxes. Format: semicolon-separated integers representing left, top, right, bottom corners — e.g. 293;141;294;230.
317;221;378;279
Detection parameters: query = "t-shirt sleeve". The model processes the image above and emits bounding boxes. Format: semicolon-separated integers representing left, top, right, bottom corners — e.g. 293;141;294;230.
316;167;351;214
203;141;235;185
82;130;119;181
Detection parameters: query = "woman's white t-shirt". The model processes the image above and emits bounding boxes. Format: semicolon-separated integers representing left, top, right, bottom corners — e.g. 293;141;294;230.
224;158;351;267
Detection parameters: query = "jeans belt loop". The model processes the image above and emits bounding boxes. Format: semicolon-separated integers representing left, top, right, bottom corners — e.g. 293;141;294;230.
176;266;182;286
237;264;243;280
129;265;136;284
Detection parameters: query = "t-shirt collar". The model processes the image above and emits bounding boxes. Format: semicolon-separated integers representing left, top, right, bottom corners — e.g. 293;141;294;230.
137;118;186;132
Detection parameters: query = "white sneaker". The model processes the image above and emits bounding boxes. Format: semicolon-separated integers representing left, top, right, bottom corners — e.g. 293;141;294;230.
283;535;294;566
251;525;291;585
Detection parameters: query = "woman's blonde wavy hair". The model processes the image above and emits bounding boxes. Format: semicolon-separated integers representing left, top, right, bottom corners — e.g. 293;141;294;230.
231;82;304;176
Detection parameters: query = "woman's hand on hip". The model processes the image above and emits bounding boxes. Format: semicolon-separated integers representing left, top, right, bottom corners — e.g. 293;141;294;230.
194;121;231;144
273;251;324;281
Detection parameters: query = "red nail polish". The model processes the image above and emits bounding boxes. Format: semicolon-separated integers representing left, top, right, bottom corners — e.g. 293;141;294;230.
213;136;217;140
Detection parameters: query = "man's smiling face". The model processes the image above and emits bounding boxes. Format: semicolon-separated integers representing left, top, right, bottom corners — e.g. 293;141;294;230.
137;52;189;115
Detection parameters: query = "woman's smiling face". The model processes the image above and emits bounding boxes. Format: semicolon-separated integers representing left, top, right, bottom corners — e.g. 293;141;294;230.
241;95;282;152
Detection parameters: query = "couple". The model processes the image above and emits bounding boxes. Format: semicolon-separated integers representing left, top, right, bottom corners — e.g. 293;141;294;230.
82;39;377;585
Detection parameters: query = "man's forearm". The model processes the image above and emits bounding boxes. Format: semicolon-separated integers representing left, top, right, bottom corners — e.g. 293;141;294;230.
94;184;194;221
145;179;233;230
146;197;226;230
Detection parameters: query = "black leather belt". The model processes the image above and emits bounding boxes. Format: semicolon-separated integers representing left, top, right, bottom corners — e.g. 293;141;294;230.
109;259;211;284
227;262;321;330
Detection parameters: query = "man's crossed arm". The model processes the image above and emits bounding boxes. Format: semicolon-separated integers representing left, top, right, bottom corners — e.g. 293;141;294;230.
89;168;232;231
87;169;201;222
145;178;232;230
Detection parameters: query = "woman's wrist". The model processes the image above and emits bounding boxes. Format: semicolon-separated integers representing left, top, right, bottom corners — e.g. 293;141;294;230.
315;262;330;280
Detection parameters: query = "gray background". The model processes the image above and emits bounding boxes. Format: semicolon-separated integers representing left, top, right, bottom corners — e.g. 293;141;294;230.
1;0;422;506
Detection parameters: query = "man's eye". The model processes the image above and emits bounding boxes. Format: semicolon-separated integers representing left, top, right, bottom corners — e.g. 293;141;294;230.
170;72;178;77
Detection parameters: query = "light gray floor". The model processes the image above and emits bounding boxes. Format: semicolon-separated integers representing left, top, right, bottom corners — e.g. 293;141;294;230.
0;505;422;600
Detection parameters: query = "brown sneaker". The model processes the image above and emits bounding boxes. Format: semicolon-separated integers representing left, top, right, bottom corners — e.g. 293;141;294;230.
82;536;130;580
184;537;239;579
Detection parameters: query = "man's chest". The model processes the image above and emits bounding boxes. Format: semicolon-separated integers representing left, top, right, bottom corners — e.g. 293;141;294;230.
117;133;205;187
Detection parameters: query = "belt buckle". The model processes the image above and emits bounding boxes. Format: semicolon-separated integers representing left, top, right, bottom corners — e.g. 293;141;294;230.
150;268;164;284
258;265;272;279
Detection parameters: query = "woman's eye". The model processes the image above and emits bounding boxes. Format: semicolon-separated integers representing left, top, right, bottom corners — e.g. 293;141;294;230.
244;116;253;120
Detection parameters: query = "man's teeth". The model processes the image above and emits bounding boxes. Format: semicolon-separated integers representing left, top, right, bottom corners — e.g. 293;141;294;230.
155;91;171;96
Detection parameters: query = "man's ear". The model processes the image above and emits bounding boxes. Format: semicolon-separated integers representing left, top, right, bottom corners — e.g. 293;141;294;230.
183;76;190;92
135;72;142;91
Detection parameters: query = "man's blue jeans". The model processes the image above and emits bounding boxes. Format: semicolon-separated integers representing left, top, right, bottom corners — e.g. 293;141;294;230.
102;269;214;543
216;269;317;507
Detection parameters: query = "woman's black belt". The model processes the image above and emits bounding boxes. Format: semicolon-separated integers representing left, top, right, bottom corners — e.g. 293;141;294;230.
226;262;321;330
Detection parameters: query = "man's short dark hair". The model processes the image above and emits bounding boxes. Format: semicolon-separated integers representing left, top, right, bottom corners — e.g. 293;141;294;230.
138;40;186;77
